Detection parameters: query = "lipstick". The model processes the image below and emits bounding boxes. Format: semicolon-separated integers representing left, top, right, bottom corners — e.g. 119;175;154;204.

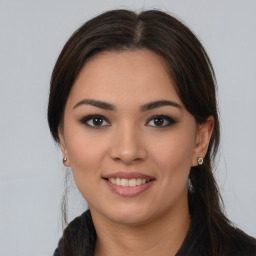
102;172;155;196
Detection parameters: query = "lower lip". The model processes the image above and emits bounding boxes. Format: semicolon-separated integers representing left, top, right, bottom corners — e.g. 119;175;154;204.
104;179;154;197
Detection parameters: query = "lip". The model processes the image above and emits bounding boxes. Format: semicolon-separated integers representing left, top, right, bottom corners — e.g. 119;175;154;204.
102;172;155;197
104;179;154;196
103;172;155;180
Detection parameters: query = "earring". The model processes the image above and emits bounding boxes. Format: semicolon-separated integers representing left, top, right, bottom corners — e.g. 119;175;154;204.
197;157;203;165
63;157;67;163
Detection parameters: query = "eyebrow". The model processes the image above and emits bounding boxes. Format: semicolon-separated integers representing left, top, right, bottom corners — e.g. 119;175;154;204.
73;99;116;110
140;100;182;111
73;99;182;111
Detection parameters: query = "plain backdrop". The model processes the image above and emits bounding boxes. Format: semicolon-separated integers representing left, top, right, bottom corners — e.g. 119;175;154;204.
0;0;256;255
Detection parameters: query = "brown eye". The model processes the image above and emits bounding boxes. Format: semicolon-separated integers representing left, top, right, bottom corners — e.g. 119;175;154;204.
153;117;164;126
146;115;176;127
92;117;103;126
80;115;110;128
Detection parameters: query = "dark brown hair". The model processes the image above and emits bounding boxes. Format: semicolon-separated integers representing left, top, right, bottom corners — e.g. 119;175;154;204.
49;9;256;256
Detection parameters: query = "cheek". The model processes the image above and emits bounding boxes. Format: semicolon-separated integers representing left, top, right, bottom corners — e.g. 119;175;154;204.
64;126;107;178
64;132;107;202
149;130;196;178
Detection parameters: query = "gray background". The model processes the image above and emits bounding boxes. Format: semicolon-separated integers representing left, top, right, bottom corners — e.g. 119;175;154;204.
1;0;255;255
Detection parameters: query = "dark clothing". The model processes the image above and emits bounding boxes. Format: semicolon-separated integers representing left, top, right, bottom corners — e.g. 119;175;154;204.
53;210;256;256
53;210;96;256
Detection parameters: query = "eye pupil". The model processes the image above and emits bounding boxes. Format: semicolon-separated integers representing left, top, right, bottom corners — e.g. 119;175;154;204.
154;117;164;126
93;117;103;126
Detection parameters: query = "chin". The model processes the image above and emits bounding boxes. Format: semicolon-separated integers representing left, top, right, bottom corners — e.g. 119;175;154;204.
90;201;156;226
108;209;153;226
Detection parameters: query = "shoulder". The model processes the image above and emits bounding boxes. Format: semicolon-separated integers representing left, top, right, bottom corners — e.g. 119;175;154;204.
229;228;256;256
53;210;96;256
178;215;256;256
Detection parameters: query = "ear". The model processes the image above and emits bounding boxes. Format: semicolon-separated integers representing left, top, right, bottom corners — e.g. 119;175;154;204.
192;116;214;166
58;127;71;167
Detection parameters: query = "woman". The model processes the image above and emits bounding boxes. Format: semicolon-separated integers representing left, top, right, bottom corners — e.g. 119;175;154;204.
48;9;256;256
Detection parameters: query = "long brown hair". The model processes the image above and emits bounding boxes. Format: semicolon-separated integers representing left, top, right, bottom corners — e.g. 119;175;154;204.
48;9;256;256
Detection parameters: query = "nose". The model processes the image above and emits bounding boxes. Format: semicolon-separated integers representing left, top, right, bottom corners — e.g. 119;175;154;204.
109;122;147;165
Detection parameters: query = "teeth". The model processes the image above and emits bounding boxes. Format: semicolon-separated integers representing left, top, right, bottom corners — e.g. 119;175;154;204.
107;178;151;186
128;179;136;187
121;179;128;186
116;178;121;186
110;178;116;184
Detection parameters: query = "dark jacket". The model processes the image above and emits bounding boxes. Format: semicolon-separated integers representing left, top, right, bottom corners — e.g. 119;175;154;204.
53;210;256;256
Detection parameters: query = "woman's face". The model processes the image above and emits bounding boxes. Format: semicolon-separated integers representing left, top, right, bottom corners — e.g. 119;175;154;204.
60;49;212;225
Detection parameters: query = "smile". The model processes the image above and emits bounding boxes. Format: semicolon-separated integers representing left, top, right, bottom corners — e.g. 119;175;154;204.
102;173;155;196
106;178;152;187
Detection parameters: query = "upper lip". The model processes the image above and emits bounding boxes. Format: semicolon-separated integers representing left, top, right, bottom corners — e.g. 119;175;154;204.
103;172;155;180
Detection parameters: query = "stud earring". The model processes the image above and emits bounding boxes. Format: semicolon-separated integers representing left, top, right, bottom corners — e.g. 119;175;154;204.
63;157;67;163
197;157;203;165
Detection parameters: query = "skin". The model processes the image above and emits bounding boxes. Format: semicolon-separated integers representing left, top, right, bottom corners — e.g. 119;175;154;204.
59;49;214;256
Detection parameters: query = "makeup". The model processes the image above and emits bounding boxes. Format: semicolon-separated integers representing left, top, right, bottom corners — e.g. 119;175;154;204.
103;172;155;196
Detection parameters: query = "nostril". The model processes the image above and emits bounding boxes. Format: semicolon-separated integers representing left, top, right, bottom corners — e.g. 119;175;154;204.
108;135;147;163
112;156;143;165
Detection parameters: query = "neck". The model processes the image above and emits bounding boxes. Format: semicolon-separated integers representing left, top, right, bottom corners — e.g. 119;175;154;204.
92;202;191;256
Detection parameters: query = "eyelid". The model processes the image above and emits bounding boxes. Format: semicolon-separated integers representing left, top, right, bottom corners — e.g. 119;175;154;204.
79;114;176;129
145;115;177;127
79;114;111;128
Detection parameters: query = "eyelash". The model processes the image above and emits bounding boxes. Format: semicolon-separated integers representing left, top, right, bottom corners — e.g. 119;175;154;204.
79;114;177;129
146;115;177;127
80;115;110;129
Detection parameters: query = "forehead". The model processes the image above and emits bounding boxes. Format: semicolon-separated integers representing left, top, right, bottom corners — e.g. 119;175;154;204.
67;49;181;107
